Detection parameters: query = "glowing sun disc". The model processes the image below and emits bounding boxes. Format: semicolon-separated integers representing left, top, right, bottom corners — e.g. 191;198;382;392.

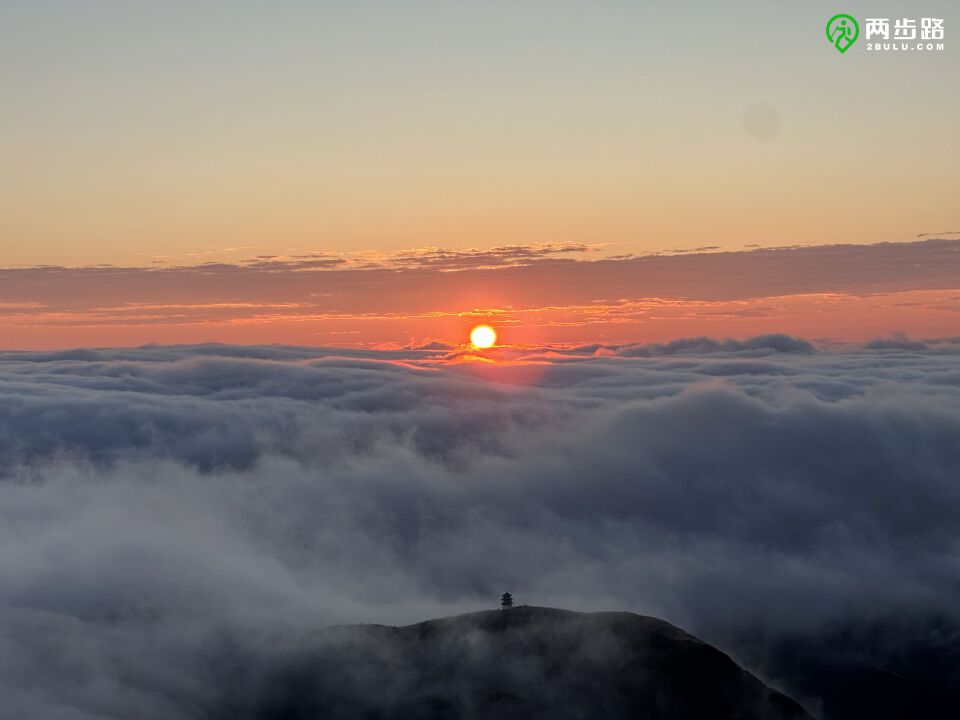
470;324;497;349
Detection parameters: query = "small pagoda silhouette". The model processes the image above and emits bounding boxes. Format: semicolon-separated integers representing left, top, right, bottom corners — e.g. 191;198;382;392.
500;592;514;609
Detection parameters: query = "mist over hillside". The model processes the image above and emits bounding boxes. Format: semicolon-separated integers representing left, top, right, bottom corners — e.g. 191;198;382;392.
219;606;812;719
1;337;959;718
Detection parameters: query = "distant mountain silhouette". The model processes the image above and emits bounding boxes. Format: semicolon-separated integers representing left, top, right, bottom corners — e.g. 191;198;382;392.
222;606;812;720
740;615;960;720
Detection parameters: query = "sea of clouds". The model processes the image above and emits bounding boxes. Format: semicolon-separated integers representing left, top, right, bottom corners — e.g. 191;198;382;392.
1;335;959;718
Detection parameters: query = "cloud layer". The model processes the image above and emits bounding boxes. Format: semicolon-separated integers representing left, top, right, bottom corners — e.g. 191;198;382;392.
1;338;960;717
2;239;960;347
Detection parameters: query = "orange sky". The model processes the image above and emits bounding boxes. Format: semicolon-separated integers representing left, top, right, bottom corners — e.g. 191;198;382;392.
1;240;958;349
2;2;959;268
1;3;958;348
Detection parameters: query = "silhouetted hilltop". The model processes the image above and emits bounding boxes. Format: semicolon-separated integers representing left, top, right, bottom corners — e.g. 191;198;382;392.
229;606;812;720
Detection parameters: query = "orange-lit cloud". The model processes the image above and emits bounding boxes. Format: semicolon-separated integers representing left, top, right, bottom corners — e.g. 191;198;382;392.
1;240;958;349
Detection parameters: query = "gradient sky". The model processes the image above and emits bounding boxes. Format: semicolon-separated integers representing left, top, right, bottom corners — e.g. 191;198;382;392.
1;1;958;348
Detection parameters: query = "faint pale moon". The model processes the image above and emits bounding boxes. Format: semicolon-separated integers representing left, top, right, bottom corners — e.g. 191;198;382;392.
742;103;782;141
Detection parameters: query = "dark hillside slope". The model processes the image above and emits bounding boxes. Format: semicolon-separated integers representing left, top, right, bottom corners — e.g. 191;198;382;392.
224;606;812;720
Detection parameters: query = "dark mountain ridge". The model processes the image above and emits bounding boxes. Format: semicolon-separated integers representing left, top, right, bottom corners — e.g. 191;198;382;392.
224;606;812;720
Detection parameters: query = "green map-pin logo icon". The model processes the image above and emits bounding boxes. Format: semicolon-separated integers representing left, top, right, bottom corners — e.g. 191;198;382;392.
826;14;859;53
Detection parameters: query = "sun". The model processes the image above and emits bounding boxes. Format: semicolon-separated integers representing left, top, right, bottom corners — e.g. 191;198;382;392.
470;324;497;349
